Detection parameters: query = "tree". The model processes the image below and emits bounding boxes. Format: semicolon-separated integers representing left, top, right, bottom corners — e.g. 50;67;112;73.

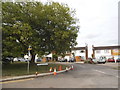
2;1;79;63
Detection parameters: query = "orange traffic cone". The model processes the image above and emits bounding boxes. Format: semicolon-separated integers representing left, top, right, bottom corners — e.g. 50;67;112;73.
53;67;57;75
58;65;62;71
49;67;52;72
71;65;74;70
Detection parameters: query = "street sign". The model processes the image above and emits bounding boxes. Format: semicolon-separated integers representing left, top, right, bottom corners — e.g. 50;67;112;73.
24;55;29;59
28;48;32;50
37;63;48;66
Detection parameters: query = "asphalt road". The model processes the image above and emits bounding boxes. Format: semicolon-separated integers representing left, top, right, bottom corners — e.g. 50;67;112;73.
2;63;119;88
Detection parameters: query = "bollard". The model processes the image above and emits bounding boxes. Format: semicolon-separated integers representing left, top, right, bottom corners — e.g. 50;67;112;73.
35;72;38;78
71;65;74;70
66;67;69;72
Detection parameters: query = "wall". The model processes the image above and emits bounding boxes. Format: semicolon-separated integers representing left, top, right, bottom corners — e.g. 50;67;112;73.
95;50;112;59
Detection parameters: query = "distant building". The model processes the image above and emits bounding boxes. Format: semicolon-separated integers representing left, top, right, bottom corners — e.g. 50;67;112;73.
59;46;88;62
41;45;120;62
71;46;88;61
92;45;120;60
43;46;88;62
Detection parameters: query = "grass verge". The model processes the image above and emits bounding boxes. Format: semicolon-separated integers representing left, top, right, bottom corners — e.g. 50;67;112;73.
2;62;68;78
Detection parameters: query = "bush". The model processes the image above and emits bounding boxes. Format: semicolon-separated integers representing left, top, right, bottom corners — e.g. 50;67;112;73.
84;60;96;64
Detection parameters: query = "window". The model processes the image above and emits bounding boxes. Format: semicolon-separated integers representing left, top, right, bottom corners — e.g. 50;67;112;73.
80;50;84;53
104;50;109;53
96;50;100;53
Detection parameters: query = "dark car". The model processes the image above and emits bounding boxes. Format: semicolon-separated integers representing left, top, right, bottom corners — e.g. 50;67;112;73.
58;58;67;62
62;59;67;62
37;58;42;62
2;56;14;63
116;58;120;62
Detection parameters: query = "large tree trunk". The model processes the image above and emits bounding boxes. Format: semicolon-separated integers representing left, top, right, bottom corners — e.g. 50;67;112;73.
30;50;35;64
30;54;35;63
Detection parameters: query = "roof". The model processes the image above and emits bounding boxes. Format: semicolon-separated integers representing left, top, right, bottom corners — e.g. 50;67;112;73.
71;47;86;50
93;46;120;50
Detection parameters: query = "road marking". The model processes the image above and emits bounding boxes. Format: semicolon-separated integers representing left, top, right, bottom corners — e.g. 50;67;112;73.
94;70;106;74
0;78;34;84
93;70;120;78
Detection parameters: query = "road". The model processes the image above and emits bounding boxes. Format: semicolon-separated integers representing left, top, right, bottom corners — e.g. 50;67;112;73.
2;63;119;88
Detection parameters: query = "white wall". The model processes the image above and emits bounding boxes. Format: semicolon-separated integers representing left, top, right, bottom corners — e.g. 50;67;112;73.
44;53;52;57
95;50;112;59
71;50;85;59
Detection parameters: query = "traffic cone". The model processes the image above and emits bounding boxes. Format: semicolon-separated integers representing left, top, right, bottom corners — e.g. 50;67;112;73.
71;65;74;70
49;67;52;72
35;72;38;77
53;67;57;75
66;67;69;72
58;65;62;71
36;72;38;75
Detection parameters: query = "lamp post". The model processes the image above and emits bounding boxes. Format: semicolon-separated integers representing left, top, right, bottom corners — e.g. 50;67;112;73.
27;45;32;73
85;43;88;60
28;45;32;57
24;54;29;74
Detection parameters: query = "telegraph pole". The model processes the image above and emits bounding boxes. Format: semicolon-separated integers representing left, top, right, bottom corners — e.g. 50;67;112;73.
85;43;88;60
92;45;95;58
27;45;32;74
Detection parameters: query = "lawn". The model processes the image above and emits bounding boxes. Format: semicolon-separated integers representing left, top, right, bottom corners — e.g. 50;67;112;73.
2;62;68;77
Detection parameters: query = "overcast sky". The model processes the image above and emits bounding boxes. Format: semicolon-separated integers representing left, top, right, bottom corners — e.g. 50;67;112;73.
39;0;119;47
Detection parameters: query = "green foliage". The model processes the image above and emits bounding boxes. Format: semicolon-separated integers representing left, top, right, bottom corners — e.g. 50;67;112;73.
2;2;79;60
84;60;96;64
2;62;68;76
52;54;58;61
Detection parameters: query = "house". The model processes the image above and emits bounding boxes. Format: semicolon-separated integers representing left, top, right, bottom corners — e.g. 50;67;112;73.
71;46;88;61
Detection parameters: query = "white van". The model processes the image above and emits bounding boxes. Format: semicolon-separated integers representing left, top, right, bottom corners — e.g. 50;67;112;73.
97;56;106;64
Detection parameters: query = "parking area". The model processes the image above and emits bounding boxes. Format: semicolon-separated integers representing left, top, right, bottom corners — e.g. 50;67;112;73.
97;62;119;69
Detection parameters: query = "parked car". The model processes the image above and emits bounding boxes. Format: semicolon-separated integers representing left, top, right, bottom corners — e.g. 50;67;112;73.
92;58;98;63
62;59;67;62
97;56;106;64
36;58;42;62
69;57;75;62
58;58;67;62
2;56;14;63
107;58;115;62
13;57;30;62
116;58;120;62
92;56;106;64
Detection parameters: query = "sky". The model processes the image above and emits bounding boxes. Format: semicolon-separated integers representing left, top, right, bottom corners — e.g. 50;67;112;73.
39;0;119;48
